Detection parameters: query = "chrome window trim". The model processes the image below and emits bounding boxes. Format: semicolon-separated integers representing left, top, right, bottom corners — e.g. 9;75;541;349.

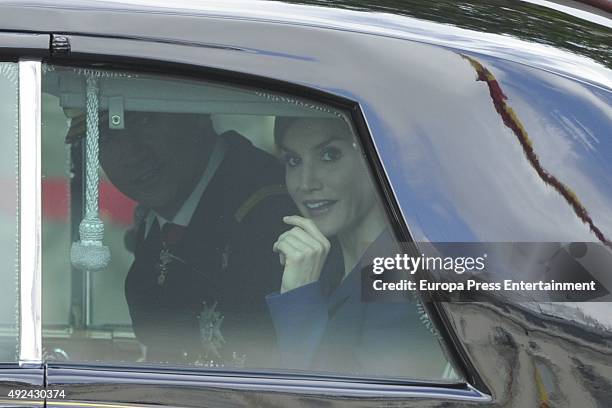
47;365;492;402
18;59;42;366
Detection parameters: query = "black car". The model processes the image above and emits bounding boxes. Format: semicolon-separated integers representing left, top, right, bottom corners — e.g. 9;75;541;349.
0;0;610;407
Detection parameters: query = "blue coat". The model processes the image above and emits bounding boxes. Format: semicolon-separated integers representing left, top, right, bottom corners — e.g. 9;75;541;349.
267;230;450;379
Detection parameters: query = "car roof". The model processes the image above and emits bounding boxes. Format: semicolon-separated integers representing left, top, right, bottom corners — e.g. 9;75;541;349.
0;0;610;89
3;0;608;27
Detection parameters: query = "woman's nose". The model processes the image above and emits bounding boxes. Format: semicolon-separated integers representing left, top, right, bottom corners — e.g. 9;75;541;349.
298;163;323;192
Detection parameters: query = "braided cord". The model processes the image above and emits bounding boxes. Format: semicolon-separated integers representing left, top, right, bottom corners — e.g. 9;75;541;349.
77;75;104;244
70;74;110;271
84;76;100;218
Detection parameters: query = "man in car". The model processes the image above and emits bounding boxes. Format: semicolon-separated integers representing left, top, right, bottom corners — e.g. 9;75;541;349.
67;111;294;366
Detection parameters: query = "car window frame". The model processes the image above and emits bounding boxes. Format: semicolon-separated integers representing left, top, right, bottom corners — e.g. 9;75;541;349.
0;31;48;408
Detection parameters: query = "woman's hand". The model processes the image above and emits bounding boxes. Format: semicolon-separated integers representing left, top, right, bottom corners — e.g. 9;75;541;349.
273;215;331;294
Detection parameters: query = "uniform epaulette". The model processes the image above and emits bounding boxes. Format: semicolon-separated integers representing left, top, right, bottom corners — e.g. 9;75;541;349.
234;184;288;222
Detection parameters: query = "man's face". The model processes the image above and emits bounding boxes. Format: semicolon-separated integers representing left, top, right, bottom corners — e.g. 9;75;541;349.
99;112;209;211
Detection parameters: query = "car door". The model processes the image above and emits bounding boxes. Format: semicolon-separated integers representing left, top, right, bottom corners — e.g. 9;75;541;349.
38;38;484;408
32;10;489;407
6;2;611;407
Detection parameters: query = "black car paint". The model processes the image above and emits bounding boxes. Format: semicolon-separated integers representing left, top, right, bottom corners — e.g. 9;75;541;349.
0;0;610;406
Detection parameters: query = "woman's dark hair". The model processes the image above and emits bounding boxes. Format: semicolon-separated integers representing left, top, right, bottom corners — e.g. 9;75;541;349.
273;116;298;148
273;116;352;148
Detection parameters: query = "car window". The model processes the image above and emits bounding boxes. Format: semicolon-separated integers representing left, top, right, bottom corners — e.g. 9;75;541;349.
0;62;19;362
40;64;459;381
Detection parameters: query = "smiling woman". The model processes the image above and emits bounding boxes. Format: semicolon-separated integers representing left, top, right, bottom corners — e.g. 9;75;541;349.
267;116;449;378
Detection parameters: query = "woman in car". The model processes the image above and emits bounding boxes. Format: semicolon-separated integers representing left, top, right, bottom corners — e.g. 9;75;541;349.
266;117;449;379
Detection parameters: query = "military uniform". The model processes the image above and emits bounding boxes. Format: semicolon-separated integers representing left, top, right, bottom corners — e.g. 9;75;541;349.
125;131;295;366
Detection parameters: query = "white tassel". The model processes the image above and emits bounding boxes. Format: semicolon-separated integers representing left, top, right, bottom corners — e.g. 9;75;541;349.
70;75;110;272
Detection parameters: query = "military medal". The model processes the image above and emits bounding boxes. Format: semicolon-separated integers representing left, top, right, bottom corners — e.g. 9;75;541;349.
155;247;186;286
156;248;173;285
155;222;188;286
198;302;225;360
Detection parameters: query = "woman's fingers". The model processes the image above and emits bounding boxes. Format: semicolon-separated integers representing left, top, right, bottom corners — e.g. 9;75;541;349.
274;239;301;262
279;251;286;266
282;234;314;256
275;233;319;260
276;226;320;252
275;228;325;267
283;215;322;238
272;241;286;265
280;226;322;251
274;216;331;293
275;235;320;291
283;215;330;250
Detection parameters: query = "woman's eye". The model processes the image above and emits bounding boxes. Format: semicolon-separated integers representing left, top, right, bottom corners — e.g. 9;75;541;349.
321;146;342;162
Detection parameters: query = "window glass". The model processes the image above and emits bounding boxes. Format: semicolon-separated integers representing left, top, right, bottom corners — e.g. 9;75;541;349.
0;62;19;362
41;64;458;381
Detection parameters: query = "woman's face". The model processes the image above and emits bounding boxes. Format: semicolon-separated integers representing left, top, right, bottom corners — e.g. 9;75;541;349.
280;118;378;237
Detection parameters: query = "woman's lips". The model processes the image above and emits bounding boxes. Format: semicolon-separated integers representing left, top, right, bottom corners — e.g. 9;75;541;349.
302;199;337;217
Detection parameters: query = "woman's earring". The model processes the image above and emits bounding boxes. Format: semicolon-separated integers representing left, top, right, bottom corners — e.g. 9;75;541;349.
352;142;358;149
